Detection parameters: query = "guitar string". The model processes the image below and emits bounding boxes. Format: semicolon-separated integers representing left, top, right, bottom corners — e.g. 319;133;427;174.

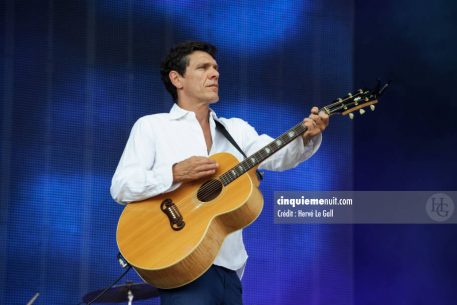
181;93;367;203
168;123;308;211
163;155;266;212
163;167;245;211
198;92;368;200
194;123;304;201
182;120;310;204
157;177;231;215
162;92;371;211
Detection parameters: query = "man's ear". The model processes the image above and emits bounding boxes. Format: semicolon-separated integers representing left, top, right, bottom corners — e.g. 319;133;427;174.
169;71;183;89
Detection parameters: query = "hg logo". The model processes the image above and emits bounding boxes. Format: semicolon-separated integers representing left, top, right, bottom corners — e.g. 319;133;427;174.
426;193;454;222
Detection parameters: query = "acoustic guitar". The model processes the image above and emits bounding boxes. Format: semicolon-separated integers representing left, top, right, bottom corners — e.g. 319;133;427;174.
116;84;388;289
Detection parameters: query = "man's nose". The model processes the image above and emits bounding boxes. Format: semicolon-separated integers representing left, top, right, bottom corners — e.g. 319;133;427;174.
209;68;219;79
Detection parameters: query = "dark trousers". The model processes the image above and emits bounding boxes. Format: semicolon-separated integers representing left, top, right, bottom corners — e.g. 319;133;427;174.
159;265;243;305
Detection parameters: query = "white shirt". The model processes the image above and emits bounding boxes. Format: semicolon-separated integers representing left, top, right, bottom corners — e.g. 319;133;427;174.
110;103;321;276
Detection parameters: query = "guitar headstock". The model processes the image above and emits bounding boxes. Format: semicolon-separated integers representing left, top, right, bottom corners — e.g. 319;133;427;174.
321;81;389;119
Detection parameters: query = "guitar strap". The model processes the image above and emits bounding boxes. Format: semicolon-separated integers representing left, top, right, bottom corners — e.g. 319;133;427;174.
214;120;263;181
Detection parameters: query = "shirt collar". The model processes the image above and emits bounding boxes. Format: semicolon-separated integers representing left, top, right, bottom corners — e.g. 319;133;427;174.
169;103;219;121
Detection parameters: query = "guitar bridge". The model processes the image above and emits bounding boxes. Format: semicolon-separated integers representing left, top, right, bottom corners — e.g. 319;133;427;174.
161;198;185;231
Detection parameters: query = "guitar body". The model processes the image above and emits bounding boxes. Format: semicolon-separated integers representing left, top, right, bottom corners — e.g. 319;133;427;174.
116;152;264;289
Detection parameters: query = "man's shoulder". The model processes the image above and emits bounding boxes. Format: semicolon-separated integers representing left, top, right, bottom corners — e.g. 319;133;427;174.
135;112;172;126
215;116;260;146
219;115;260;133
128;113;173;135
217;116;251;129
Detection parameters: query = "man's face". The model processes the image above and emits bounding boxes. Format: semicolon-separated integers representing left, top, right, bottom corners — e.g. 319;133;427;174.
177;51;219;104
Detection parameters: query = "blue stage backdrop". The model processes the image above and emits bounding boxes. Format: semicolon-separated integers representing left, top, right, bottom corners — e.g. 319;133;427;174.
0;1;355;304
353;1;457;305
3;1;457;305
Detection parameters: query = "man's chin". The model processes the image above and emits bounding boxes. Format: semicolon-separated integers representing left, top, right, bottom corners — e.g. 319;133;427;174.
209;96;220;104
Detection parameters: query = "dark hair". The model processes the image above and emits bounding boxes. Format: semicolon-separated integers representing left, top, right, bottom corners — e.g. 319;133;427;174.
160;41;217;102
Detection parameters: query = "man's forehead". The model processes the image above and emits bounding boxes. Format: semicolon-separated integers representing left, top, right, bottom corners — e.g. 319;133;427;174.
188;51;217;65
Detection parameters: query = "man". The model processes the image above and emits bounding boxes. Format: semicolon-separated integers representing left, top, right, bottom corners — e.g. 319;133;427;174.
110;41;329;305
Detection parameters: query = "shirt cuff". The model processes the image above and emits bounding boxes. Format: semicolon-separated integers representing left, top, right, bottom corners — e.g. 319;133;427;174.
146;162;182;194
301;133;322;155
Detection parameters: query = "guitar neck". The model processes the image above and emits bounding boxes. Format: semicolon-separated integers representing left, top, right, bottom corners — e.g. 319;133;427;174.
218;121;308;186
217;83;387;186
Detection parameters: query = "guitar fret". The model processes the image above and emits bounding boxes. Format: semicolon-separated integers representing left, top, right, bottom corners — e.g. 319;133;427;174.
220;121;308;187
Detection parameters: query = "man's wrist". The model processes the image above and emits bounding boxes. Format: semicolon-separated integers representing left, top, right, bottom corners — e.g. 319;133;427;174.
302;135;311;146
172;162;179;183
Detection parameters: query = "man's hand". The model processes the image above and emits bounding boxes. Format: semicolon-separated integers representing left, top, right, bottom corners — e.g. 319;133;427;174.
172;156;218;183
302;106;329;144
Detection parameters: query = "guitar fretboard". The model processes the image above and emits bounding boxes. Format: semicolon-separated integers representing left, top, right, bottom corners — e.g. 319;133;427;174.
216;87;383;186
219;121;308;186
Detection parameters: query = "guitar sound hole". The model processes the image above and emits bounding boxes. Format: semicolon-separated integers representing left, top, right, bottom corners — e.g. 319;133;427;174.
197;179;223;202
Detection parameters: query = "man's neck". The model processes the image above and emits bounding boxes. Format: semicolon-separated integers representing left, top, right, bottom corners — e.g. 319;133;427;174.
177;101;210;125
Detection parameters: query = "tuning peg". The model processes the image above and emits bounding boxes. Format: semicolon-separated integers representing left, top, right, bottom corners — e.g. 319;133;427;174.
349;113;354;120
359;109;366;115
370;105;375;111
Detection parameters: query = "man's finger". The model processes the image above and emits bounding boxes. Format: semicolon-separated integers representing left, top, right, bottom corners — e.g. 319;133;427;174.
195;163;219;172
194;169;217;179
